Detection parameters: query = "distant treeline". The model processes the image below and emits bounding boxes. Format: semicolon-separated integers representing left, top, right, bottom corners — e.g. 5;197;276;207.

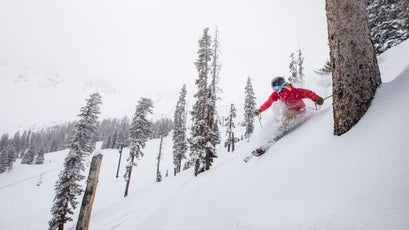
0;116;173;173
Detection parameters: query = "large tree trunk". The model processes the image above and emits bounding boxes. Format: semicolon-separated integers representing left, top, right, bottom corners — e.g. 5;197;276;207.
76;154;103;230
326;0;381;135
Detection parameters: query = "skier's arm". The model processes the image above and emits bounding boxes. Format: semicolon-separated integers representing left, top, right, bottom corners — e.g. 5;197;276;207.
300;89;323;105
259;93;278;112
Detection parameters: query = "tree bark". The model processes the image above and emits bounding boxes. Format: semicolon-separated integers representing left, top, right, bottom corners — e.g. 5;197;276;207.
76;154;103;230
124;154;134;197
156;135;164;182
325;0;381;135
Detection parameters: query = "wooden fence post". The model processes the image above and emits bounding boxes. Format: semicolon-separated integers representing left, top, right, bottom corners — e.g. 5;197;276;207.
76;154;103;230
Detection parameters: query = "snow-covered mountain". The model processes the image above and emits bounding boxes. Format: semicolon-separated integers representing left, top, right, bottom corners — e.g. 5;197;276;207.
0;59;187;135
0;40;408;230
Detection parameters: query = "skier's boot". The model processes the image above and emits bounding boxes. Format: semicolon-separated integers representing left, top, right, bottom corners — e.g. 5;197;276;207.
254;147;266;156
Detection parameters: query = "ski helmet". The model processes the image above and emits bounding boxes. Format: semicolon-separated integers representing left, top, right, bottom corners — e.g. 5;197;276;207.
271;76;286;91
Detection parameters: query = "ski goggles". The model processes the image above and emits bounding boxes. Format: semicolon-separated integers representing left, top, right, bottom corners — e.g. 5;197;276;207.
272;81;286;92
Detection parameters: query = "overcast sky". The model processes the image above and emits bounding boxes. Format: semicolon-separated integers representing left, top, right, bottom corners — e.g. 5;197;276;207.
0;0;329;133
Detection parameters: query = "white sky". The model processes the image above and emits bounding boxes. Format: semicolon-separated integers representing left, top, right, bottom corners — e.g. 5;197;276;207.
0;0;329;133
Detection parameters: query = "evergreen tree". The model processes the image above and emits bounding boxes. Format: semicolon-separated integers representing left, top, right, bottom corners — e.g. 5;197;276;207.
207;27;221;168
35;150;45;164
189;27;214;176
367;0;409;54
0;151;6;173
5;143;15;171
20;131;30;156
0;134;9;152
314;59;333;75
172;85;188;175
297;48;305;86
226;103;237;152
288;49;305;86
124;97;153;197
49;92;102;230
117;116;131;147
244;77;257;139
288;52;297;84
21;144;36;164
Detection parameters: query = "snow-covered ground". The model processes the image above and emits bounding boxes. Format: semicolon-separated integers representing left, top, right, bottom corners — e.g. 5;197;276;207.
1;40;409;229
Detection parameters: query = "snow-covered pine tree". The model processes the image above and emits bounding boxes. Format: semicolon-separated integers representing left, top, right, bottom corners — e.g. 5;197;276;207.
172;85;188;175
367;0;409;54
0;152;5;173
244;77;257;139
117;116;131;147
206;27;221;170
288;49;305;87
0;134;9;152
34;150;45;164
315;59;332;75
49;92;101;230
124;97;153;197
189;27;214;176
21;143;36;164
288;52;297;84
226;103;237;152
297;48;305;86
4;143;15;171
10;132;21;161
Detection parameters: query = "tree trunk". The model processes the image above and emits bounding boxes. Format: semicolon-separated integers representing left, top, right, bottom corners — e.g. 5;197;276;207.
325;0;381;135
231;132;235;152
194;159;200;177
76;154;103;230
205;151;210;170
124;154;134;197
156;135;164;182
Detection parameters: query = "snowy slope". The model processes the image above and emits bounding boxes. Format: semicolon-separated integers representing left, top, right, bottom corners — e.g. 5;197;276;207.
90;40;409;230
1;40;409;230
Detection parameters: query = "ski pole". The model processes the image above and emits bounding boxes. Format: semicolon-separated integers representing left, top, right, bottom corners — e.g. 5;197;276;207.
323;95;333;100
258;114;263;128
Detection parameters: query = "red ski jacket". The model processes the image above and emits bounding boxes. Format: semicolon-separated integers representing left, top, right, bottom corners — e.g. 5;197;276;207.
259;85;319;112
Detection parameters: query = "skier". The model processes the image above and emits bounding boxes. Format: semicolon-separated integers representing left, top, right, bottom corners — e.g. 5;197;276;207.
254;76;324;131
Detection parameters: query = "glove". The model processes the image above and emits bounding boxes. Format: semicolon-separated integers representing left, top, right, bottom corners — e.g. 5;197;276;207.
254;109;262;116
315;96;324;105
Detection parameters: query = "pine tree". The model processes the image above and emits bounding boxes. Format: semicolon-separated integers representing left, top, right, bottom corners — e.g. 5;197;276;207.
117;116;131;147
314;59;332;75
21;144;36;164
326;0;381;135
206;27;221;170
367;0;409;54
288;49;305;86
0;134;9;152
297;48;305;86
189;27;214;176
35;151;45;164
226;103;237;152
49;92;101;230
244;77;257;139
288;52;297;84
172;85;188;175
0;151;6;173
124;97;153;197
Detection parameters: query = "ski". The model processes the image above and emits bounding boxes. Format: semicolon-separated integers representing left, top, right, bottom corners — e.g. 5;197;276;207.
243;132;286;163
243;112;314;163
